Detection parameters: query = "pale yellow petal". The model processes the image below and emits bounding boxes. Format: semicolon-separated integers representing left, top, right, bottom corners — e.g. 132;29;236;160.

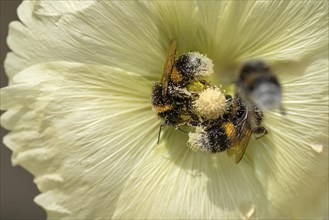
251;59;329;218
8;1;326;83
5;1;199;81
27;1;95;17
113;130;278;219
1;62;159;219
144;1;198;53
195;1;328;81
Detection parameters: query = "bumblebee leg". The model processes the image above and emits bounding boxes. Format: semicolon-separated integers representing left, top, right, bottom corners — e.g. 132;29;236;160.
252;126;268;139
185;100;199;121
169;85;191;99
157;124;165;144
185;100;202;126
188;120;201;127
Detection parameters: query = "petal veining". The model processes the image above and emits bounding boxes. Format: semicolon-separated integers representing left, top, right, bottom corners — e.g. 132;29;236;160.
1;62;159;219
6;1;200;81
195;1;328;82
252;59;329;218
7;1;327;84
113;129;276;219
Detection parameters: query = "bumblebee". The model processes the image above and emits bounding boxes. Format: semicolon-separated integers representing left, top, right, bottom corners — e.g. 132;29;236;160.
236;60;284;112
188;96;267;164
151;40;213;129
151;82;198;128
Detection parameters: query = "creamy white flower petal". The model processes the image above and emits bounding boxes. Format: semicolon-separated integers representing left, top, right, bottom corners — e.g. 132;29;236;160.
1;62;159;219
5;0;96;79
6;1;199;80
8;1;327;83
28;1;96;17
144;1;199;53
17;0;95;26
3;1;328;219
251;59;329;218
113;129;278;219
195;1;328;81
6;1;160;79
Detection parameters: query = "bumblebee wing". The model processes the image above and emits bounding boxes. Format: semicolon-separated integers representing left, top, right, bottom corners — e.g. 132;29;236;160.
161;40;177;98
227;128;252;164
226;110;252;164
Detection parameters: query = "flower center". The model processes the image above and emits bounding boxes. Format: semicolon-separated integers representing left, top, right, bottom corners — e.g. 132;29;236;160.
193;87;227;120
151;41;283;163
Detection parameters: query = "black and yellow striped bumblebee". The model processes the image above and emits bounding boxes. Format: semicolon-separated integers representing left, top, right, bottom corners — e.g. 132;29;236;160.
236;59;284;113
223;60;283;162
188;60;284;163
151;40;211;130
188;95;267;163
152;43;283;163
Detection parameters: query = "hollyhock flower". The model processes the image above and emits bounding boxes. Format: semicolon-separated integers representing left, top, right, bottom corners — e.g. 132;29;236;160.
1;1;328;219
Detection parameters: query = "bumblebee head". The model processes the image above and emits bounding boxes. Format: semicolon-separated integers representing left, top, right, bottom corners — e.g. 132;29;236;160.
239;60;270;81
174;52;214;86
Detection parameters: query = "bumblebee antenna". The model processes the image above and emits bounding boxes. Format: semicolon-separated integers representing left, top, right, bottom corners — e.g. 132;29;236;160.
157;125;188;144
157;124;164;144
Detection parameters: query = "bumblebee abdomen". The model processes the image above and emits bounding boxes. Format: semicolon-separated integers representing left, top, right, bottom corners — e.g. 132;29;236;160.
237;60;283;111
205;125;230;153
151;83;168;106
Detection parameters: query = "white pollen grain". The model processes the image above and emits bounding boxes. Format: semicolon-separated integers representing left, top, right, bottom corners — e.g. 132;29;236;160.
187;127;208;152
187;52;214;77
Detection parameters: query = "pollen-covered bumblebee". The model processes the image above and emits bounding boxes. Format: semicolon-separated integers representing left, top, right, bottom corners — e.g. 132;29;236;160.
151;40;213;129
236;59;284;112
188;95;267;164
152;48;278;163
187;60;286;163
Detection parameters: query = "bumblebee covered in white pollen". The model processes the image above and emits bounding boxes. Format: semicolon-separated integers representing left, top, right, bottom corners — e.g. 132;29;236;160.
152;42;285;164
151;41;222;129
187;59;284;163
188;95;267;164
